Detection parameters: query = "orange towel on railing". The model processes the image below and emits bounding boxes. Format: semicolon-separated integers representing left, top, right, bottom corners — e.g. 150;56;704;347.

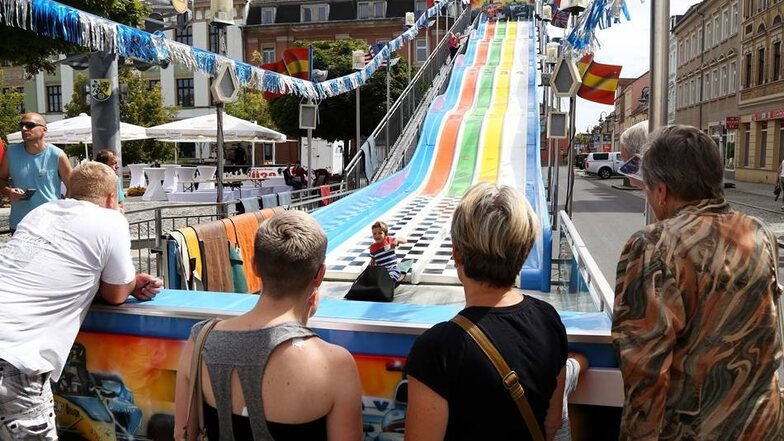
320;185;331;205
222;213;262;294
191;221;233;293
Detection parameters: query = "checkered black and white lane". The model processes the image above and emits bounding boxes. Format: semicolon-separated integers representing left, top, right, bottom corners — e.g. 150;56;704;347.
324;195;462;285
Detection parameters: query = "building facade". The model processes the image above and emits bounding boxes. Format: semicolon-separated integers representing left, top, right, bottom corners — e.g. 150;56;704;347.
243;0;452;68
737;0;784;183
613;72;650;143
674;0;740;178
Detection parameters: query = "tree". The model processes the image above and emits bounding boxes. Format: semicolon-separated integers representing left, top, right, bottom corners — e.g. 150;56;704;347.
0;0;149;74
226;89;275;129
267;40;410;145
64;69;178;163
0;72;24;142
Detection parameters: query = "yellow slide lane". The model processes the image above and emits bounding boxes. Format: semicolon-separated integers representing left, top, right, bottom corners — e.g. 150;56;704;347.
478;21;517;183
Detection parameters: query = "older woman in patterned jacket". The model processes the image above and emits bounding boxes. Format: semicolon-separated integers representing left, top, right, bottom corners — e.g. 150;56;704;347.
613;125;783;441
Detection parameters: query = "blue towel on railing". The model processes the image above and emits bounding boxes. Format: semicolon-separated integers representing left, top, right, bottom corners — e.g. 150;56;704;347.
277;191;292;207
261;194;278;209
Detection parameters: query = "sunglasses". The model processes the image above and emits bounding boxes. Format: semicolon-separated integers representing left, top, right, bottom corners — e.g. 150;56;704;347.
19;121;45;130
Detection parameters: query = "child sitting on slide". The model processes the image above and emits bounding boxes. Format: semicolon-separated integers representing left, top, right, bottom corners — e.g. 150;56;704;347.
369;221;408;282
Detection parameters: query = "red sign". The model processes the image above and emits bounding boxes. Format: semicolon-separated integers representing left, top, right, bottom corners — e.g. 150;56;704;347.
725;117;739;129
752;109;784;121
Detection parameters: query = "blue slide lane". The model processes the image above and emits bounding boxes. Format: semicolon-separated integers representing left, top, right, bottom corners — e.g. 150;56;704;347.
519;22;552;291
312;18;488;252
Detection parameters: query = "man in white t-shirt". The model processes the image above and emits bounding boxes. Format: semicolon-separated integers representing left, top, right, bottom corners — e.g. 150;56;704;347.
0;161;162;440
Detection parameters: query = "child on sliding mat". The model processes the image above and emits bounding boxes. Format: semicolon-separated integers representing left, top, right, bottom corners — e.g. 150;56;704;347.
369;221;410;282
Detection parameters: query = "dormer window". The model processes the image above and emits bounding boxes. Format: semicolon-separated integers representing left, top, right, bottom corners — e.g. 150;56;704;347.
358;1;386;19
301;4;329;22
261;7;276;24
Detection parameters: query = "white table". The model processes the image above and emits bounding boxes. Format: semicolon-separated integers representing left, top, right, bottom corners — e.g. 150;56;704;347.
128;164;148;188
142;168;167;201
176;167;198;192
161;164;181;193
196;166;217;191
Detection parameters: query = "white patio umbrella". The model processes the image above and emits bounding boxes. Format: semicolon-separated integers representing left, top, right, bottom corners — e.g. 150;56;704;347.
7;113;149;145
146;114;286;201
145;113;286;143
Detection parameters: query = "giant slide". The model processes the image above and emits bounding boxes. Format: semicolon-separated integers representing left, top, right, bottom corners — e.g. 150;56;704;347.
312;16;551;292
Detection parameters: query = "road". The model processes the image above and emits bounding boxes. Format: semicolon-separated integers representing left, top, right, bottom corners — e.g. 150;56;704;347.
553;166;784;287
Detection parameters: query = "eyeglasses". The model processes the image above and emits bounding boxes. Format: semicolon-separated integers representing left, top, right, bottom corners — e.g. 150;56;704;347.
19;121;45;130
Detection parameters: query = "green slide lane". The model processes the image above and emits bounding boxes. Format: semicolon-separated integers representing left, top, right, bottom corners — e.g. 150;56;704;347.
447;23;505;197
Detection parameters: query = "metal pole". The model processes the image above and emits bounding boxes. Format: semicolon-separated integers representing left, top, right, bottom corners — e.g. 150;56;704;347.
647;0;669;224
436;4;440;46
565;96;577;218
89;52;121;164
216;101;225;207
307;128;313;187
356;87;361;159
551;87;560;228
386;64;391;156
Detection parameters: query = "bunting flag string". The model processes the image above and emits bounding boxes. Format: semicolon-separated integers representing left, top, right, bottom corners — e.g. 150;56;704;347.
0;0;452;100
561;0;631;59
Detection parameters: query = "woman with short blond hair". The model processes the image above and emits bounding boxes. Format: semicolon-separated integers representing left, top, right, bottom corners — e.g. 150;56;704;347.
405;183;568;441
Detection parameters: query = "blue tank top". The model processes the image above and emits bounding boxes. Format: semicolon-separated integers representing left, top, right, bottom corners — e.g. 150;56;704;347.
7;143;64;229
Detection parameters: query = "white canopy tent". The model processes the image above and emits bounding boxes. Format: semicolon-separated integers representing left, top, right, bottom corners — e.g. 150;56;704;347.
7;113;150;160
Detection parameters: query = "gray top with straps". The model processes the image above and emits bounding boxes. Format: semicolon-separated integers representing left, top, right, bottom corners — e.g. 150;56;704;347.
190;321;317;441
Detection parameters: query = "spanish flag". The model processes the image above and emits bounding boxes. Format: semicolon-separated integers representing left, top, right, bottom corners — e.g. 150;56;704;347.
282;47;312;81
261;59;286;100
576;54;622;105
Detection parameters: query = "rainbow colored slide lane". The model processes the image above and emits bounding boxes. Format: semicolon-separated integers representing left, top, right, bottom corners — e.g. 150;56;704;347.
312;16;551;292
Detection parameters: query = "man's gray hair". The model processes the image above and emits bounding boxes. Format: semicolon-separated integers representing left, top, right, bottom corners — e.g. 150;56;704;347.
620;120;649;158
642;125;724;201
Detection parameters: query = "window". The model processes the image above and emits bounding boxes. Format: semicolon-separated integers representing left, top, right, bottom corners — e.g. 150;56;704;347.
691;33;697;58
730;61;738;93
209;25;220;53
758;47;766;85
760;0;767;10
744;0;751;18
723;8;730;39
261;7;276;24
743;123;751;166
301;4;328;22
721;65;728;95
15;87;24;113
591;153;609;161
714;15;720;45
415;0;427;17
175;25;192;46
262;48;275;64
46;85;61;113
176;78;194;107
358;1;386;19
147;80;160;91
678;42;684;64
697;28;702;52
706;22;712;49
745;53;752;88
731;2;739;33
263;143;274;162
775;41;782;80
416;39;427;63
779;124;784;167
759;121;768;168
677;84;683;108
691;78;697;105
712;68;719;98
703;73;711;100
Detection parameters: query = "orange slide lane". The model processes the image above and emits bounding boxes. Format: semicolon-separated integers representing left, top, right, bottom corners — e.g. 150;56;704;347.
421;24;495;196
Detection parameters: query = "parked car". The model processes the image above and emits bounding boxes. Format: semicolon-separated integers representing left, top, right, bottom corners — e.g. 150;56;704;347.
574;153;588;170
583;152;624;179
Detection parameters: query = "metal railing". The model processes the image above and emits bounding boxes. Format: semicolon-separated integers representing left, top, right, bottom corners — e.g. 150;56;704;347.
556;210;615;320
125;181;351;280
344;6;473;189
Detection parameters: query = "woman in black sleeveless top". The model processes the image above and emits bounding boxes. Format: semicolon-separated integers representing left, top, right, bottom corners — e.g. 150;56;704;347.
174;211;363;441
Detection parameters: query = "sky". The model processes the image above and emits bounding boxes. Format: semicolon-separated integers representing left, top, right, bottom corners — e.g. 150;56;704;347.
556;0;703;132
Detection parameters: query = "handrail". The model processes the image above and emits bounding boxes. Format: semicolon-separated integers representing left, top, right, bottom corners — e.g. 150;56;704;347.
343;6;473;187
558;210;615;319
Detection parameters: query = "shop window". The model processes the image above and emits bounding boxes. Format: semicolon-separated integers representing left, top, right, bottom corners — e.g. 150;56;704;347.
759;121;768;168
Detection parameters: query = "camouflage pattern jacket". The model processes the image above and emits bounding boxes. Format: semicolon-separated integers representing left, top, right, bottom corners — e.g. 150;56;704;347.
613;198;783;441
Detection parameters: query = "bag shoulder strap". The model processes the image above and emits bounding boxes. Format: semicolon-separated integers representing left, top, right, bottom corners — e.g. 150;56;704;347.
184;319;221;439
451;314;545;441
